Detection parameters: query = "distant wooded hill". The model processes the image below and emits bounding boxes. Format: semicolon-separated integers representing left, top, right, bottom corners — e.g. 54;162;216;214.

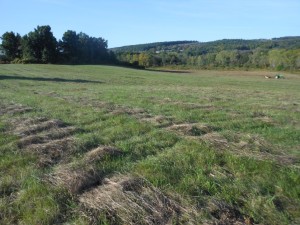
110;41;198;52
112;37;300;53
111;37;300;71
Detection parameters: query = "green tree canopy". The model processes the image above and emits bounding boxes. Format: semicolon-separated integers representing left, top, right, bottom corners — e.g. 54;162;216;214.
22;25;57;63
0;32;22;60
59;31;108;64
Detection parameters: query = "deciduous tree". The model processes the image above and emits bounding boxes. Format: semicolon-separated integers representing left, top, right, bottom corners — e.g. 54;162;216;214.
0;32;22;60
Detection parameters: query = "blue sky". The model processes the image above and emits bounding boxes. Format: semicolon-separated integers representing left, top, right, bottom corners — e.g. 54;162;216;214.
1;0;299;47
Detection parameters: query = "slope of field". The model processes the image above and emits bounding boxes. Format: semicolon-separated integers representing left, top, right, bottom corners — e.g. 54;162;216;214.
0;65;299;224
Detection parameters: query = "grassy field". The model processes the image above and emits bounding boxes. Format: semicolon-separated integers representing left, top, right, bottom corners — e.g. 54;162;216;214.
0;64;299;225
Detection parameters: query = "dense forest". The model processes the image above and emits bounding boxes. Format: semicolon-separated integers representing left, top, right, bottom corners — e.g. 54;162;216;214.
1;25;300;71
113;37;300;71
0;25;114;64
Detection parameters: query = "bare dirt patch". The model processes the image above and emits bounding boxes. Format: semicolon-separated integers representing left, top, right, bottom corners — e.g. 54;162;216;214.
79;174;197;225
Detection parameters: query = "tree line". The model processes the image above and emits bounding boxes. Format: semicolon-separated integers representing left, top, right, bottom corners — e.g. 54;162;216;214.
114;38;300;71
115;49;300;71
0;25;114;64
1;26;300;71
110;41;197;52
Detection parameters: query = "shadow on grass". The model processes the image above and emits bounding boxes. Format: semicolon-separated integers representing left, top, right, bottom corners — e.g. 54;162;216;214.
0;75;103;84
145;69;191;74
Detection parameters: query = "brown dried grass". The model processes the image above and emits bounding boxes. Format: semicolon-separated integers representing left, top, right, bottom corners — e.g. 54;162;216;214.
17;126;76;148
84;146;123;163
8;117;78;167
110;106;151;119
207;200;253;225
27;137;75;167
79;174;197;225
200;132;229;150
49;163;104;194
49;146;123;194
140;115;175;127
0;103;32;116
13;119;66;136
166;123;214;136
228;133;299;166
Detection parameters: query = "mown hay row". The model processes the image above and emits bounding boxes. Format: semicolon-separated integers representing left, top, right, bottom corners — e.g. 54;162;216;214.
49;146;123;194
0;103;32;116
79;175;197;225
8;116;78;167
166;123;215;137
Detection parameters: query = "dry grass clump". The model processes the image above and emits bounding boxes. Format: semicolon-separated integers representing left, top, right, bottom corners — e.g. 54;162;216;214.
207;200;253;225
175;102;216;111
49;163;105;194
9;117;48;128
18;135;47;148
200;132;229;150
255;116;276;125
84;146;123;163
234;134;273;154
140;115;175;127
79;175;196;225
17;126;76;148
27;137;75;167
167;123;214;136
0;103;32;116
6;117;78;167
251;112;275;126
13;119;66;136
110;106;151;119
224;133;299;166
50;146;123;194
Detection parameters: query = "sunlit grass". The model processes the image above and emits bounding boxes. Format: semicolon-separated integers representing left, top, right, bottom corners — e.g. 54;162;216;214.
0;64;299;224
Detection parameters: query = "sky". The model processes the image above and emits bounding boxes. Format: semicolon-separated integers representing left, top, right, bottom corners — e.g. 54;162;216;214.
1;0;300;48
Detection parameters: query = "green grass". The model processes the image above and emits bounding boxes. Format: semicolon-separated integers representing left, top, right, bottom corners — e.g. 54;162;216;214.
0;64;299;224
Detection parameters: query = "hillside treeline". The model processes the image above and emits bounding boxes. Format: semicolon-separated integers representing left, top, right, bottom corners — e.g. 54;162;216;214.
1;26;300;71
110;41;197;52
0;25;114;64
114;38;300;71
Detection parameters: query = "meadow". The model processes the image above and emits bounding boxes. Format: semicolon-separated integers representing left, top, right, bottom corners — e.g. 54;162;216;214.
0;64;299;224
